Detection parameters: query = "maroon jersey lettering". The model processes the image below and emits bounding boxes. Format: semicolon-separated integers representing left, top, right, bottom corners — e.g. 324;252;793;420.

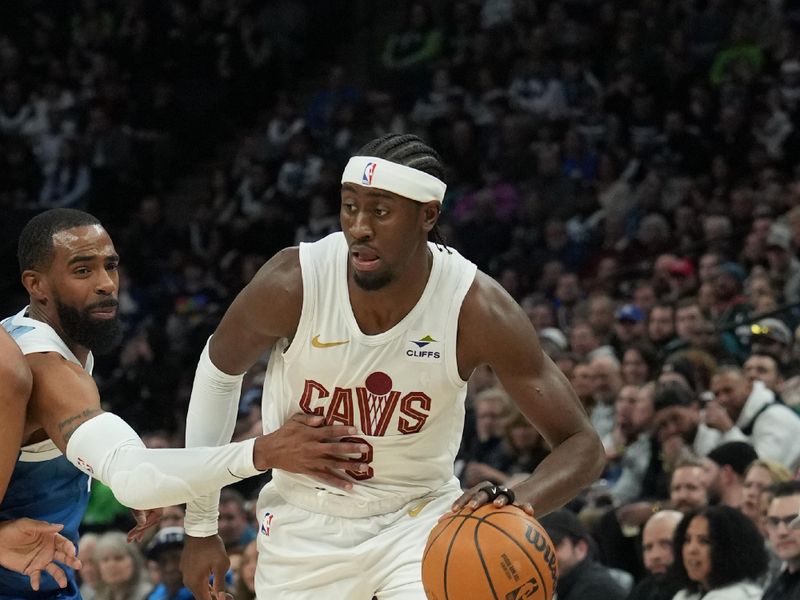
298;380;329;416
325;387;355;426
398;392;431;434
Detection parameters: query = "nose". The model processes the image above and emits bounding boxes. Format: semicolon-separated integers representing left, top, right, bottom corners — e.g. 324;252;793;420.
95;268;117;295
349;210;374;241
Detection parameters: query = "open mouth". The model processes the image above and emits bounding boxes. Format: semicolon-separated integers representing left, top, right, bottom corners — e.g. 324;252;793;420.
89;306;118;319
351;247;380;271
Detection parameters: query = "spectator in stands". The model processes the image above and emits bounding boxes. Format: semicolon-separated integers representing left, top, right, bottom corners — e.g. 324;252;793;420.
702;441;758;508
458;387;513;488
708;366;800;471
92;531;151;600
217;488;257;555
539;509;627;600
740;459;792;533
671;505;767;599
233;539;256;600
761;481;800;600
670;458;711;514
626;510;683;600
621;343;659;386
652;382;720;463
145;527;192;600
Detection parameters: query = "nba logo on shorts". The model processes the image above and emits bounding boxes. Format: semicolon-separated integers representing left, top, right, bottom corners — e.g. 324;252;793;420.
260;512;274;536
362;162;377;185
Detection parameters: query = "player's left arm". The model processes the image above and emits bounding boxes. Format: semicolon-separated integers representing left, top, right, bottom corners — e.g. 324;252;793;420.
452;272;605;517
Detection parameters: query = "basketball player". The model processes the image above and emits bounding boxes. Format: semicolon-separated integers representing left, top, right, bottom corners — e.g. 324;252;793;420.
0;327;83;591
0;208;368;598
181;134;605;599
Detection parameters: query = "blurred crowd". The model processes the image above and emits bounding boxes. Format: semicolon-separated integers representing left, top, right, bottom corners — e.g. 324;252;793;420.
4;0;800;597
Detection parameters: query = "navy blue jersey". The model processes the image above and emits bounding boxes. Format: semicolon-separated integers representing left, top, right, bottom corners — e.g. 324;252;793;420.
0;309;92;598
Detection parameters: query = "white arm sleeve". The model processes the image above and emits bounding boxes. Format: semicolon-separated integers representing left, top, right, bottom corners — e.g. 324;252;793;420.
65;412;261;510
184;338;246;536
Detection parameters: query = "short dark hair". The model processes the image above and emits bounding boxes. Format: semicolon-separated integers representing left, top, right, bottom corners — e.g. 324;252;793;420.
706;441;758;477
18;208;102;272
653;381;696;412
671;505;767;592
770;480;800;498
355;134;449;248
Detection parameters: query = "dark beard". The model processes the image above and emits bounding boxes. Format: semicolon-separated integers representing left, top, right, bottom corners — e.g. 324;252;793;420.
353;269;393;291
56;298;122;355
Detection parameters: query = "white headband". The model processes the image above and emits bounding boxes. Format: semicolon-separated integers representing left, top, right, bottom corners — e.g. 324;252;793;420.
341;156;446;204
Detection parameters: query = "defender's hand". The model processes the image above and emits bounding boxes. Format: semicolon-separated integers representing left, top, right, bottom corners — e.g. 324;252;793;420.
0;519;82;591
127;508;163;543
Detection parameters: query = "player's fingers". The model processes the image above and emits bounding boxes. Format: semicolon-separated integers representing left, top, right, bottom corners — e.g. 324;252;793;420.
29;571;41;591
44;563;68;588
292;413;325;427
316;424;358;439
518;503;535;517
21;519;63;534
493;494;509;507
314;469;354;490
328;459;369;473
326;441;369;455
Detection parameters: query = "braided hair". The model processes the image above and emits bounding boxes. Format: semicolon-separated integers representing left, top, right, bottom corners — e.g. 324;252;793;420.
356;134;450;251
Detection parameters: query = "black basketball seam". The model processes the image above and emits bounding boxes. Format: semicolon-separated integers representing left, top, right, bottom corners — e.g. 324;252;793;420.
423;514;465;562
475;515;555;599
473;521;501;600
443;514;476;600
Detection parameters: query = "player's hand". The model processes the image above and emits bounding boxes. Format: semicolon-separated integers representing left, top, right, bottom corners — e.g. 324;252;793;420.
127;508;163;543
181;534;229;600
0;518;82;591
253;413;370;489
447;480;534;519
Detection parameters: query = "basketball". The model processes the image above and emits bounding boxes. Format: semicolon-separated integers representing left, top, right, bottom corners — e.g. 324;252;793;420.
422;504;558;600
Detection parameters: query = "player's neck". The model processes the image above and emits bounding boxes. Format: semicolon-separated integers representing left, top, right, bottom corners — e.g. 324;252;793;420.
349;248;432;335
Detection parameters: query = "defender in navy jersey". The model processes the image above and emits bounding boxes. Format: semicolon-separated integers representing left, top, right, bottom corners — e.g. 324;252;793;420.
183;134;605;600
3;208;367;598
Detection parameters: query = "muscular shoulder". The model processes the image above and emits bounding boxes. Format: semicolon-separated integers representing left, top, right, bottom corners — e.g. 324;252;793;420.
251;247;302;297
457;270;542;373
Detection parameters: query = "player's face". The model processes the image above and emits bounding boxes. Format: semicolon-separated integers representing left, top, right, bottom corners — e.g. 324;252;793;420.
340;183;433;291
46;225;121;354
682;516;712;589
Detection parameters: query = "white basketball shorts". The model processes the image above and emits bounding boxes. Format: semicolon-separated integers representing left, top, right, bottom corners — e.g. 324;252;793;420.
254;481;462;599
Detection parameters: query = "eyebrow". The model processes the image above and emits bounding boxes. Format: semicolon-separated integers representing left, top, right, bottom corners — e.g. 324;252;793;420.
67;254;120;265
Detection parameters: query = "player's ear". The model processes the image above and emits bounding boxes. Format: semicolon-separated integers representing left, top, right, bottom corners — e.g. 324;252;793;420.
421;202;440;233
22;270;50;304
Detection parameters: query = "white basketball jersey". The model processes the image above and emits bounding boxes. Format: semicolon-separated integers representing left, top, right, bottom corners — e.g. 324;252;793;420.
2;306;94;460
261;232;477;517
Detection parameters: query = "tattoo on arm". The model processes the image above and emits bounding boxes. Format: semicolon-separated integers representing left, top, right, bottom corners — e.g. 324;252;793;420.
57;408;103;444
